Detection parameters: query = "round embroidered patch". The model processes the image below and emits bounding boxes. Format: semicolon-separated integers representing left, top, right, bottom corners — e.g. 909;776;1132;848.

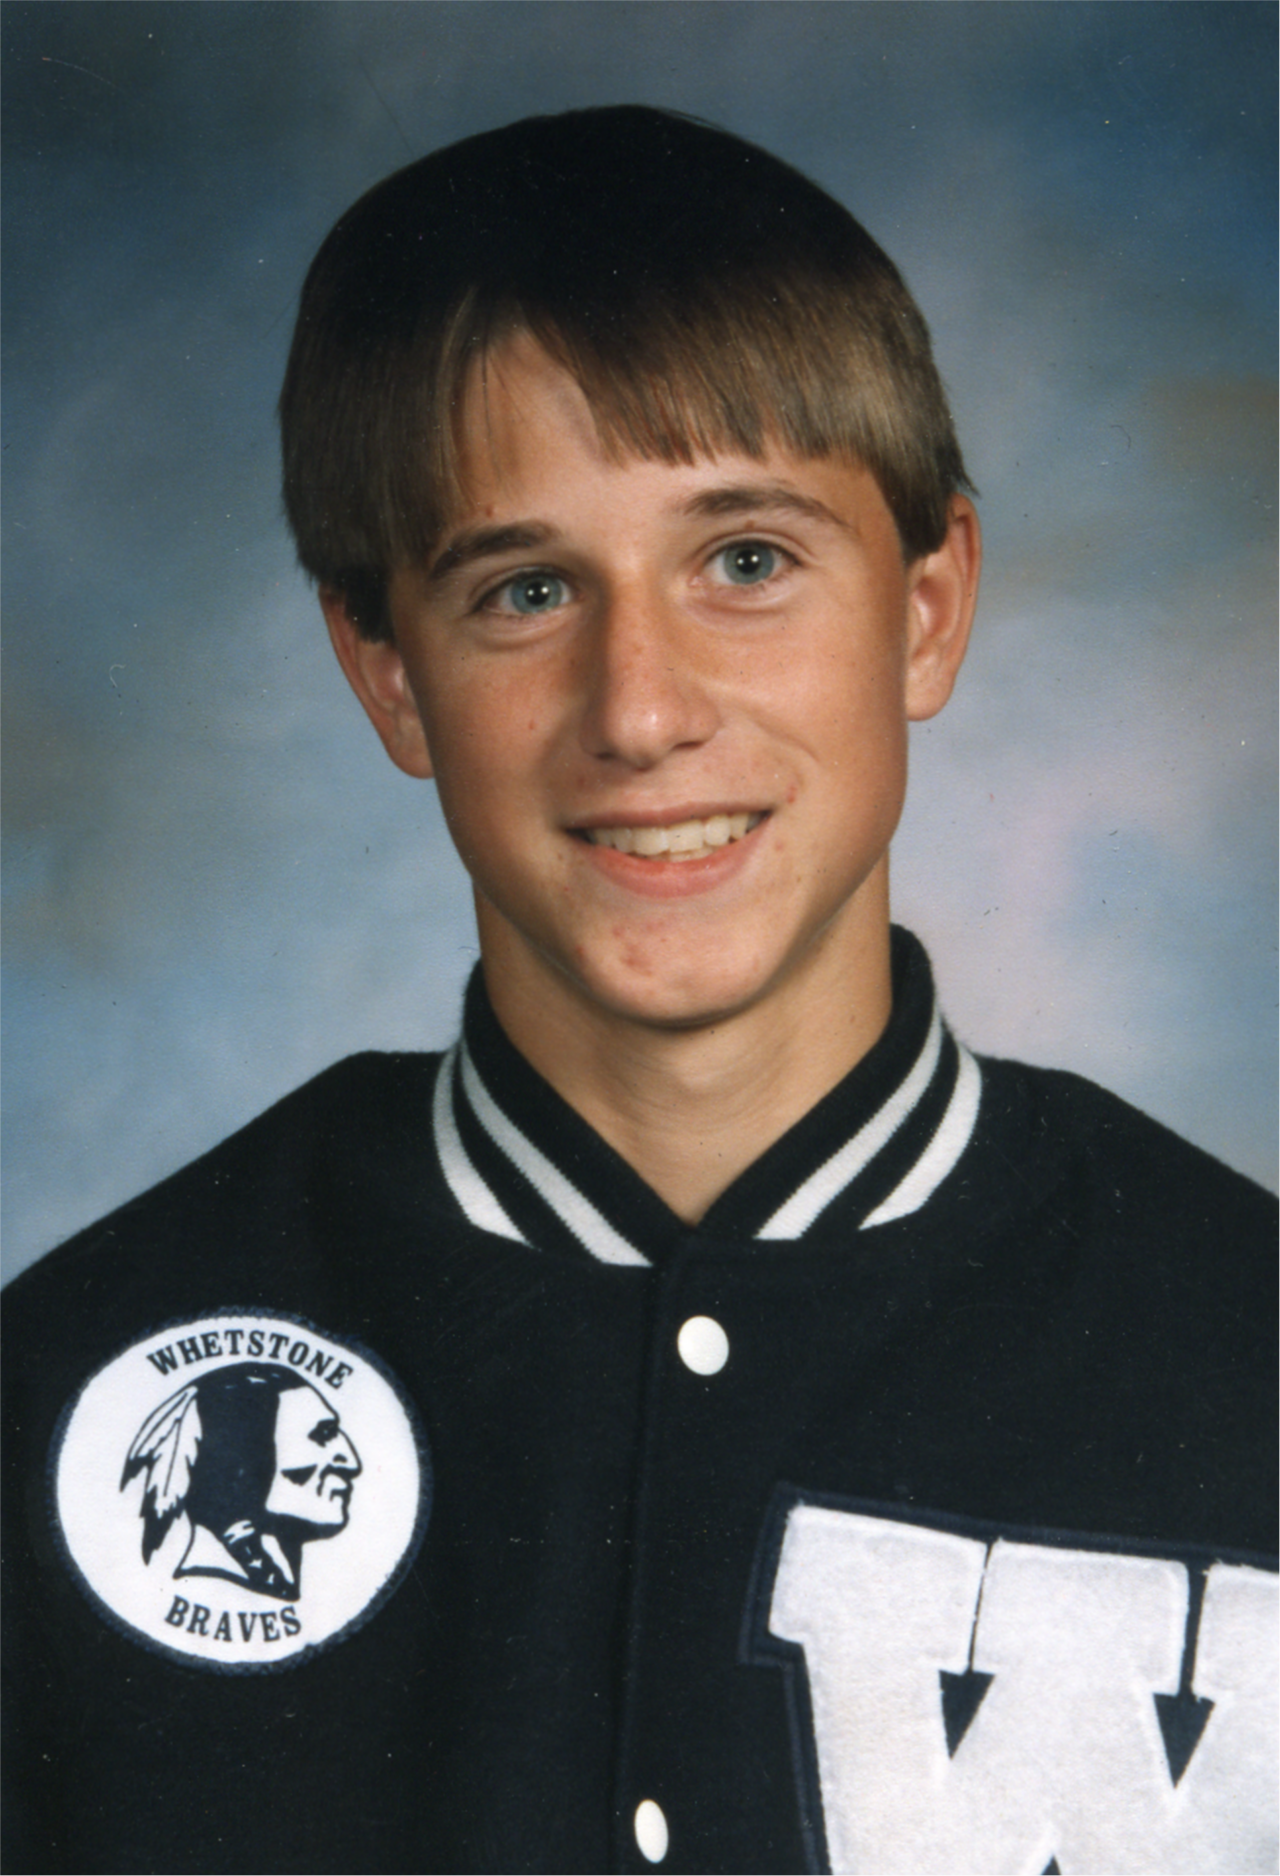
51;1312;428;1670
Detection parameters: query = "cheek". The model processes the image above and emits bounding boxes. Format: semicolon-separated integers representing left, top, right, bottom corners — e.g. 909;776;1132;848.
421;651;549;754
423;701;551;877
769;643;907;769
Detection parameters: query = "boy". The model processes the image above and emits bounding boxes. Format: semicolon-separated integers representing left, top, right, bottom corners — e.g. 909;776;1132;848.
4;106;1275;1875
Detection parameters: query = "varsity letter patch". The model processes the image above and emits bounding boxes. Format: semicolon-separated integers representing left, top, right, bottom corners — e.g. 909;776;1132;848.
51;1312;429;1669
756;1497;1277;1874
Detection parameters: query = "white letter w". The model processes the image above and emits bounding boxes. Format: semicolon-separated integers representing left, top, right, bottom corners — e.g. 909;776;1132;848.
768;1506;1277;1874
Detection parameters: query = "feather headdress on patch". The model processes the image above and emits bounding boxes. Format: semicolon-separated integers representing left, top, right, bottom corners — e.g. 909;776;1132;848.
121;1383;202;1561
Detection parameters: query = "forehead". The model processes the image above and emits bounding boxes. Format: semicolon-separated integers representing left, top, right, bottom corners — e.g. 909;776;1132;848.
445;334;893;550
455;334;613;493
274;1385;333;1437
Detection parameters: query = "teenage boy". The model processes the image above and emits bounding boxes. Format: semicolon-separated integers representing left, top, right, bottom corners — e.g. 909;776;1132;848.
4;107;1275;1876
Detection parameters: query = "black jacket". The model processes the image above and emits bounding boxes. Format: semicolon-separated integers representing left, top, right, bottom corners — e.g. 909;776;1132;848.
5;934;1275;1873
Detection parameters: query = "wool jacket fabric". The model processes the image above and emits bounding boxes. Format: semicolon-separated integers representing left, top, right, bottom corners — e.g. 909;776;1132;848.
4;931;1276;1875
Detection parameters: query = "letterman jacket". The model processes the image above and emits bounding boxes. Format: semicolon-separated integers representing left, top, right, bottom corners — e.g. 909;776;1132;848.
4;930;1276;1875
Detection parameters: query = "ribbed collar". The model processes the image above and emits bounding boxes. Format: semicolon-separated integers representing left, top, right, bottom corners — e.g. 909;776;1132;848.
430;927;981;1268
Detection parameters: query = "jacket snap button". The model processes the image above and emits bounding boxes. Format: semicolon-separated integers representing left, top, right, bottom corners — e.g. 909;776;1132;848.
634;1799;668;1863
677;1316;729;1375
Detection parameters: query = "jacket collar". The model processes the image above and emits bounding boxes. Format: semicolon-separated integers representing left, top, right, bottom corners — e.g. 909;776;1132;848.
431;927;981;1266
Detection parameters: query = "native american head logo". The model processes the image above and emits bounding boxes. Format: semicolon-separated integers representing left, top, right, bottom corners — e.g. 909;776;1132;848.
120;1363;363;1601
54;1314;427;1667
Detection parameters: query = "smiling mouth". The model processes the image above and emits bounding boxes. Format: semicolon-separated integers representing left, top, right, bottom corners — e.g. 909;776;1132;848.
580;812;765;861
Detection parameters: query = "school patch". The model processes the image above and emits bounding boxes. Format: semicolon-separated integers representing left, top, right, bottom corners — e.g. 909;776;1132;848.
51;1312;428;1670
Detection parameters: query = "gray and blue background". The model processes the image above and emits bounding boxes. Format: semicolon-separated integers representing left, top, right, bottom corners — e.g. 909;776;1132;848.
4;2;1275;1281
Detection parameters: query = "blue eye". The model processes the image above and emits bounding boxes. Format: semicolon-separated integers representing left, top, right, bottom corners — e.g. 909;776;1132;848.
718;542;780;585
503;572;567;614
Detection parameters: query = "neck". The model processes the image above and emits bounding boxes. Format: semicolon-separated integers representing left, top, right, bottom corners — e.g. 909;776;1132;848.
478;880;894;1224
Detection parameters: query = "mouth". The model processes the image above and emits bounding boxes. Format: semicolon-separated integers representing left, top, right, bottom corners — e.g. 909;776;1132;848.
577;811;766;863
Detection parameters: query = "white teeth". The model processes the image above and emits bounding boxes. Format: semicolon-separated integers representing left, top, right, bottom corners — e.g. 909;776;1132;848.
666;821;704;854
585;812;762;858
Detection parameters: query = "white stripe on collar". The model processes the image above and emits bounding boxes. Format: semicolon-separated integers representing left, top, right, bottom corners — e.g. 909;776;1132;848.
437;983;980;1255
432;1049;527;1243
755;1002;945;1241
459;1041;651;1268
861;1043;982;1229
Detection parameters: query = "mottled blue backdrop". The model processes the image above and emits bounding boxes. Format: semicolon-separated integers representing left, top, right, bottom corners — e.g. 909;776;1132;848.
4;2;1276;1280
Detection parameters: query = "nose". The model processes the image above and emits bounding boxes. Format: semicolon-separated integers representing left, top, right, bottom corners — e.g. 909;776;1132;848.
578;580;721;769
332;1433;361;1477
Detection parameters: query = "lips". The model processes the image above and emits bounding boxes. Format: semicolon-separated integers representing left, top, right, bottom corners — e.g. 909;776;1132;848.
582;812;764;862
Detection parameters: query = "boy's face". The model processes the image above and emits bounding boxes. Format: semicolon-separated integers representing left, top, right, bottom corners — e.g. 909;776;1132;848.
327;337;977;1043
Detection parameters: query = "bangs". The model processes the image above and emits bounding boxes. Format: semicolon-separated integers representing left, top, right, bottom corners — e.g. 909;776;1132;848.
398;277;960;574
280;107;971;641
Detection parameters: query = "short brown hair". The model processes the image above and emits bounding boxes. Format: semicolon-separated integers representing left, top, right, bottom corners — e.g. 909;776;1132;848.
280;106;972;642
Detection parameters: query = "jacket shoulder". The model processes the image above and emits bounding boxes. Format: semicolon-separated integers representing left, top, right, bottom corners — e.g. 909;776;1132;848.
4;1051;445;1311
980;1053;1275;1212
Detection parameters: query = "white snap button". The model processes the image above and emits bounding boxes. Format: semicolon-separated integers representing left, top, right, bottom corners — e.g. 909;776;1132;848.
677;1315;729;1375
634;1798;669;1863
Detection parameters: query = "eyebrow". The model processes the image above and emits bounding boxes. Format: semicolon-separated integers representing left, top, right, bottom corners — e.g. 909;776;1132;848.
428;523;556;583
679;483;853;533
427;480;853;583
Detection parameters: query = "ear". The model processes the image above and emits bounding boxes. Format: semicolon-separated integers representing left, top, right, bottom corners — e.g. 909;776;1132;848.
320;587;434;779
903;495;981;722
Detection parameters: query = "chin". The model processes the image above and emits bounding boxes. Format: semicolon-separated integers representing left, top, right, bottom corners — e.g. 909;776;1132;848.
571;951;780;1033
